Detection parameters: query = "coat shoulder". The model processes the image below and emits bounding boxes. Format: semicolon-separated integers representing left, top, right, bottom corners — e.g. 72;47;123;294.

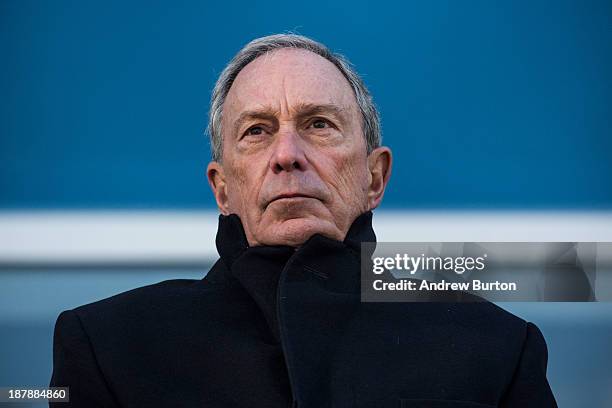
63;261;235;336
371;288;528;335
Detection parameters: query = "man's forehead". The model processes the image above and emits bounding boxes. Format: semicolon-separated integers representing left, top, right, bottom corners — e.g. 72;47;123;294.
224;48;357;116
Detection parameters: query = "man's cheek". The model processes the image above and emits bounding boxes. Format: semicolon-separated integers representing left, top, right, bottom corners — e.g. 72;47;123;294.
335;158;365;193
227;162;250;188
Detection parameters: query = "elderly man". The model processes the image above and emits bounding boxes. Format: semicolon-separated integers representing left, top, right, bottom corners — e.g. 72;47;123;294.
50;34;557;407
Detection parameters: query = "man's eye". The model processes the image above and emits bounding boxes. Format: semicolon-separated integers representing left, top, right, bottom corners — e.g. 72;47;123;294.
311;119;329;129
245;126;264;136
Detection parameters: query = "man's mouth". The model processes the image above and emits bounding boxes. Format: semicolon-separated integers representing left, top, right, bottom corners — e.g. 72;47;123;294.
266;193;318;207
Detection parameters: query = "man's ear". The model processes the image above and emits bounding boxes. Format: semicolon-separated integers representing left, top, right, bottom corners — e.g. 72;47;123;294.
366;146;392;210
207;161;230;215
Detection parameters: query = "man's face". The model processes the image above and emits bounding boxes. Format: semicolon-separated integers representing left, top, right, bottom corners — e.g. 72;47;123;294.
208;48;391;247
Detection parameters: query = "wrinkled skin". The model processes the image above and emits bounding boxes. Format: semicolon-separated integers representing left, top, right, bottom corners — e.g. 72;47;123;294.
207;48;392;247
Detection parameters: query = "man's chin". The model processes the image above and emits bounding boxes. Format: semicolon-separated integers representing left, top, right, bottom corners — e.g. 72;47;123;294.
258;216;342;247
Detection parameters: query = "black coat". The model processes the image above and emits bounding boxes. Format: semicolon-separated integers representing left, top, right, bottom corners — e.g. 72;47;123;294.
50;212;557;407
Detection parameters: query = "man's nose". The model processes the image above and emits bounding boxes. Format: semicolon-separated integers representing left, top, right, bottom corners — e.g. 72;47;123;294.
270;127;307;173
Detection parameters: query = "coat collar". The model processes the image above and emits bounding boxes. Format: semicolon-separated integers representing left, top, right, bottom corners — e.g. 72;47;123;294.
206;211;376;342
214;210;376;269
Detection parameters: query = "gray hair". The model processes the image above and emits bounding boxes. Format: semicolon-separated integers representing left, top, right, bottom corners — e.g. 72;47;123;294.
206;33;381;161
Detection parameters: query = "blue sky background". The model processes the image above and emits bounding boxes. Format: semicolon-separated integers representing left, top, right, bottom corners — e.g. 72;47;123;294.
1;0;611;209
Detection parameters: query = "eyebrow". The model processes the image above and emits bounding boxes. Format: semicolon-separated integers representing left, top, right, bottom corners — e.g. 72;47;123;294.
294;103;348;123
232;107;280;138
232;103;349;137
